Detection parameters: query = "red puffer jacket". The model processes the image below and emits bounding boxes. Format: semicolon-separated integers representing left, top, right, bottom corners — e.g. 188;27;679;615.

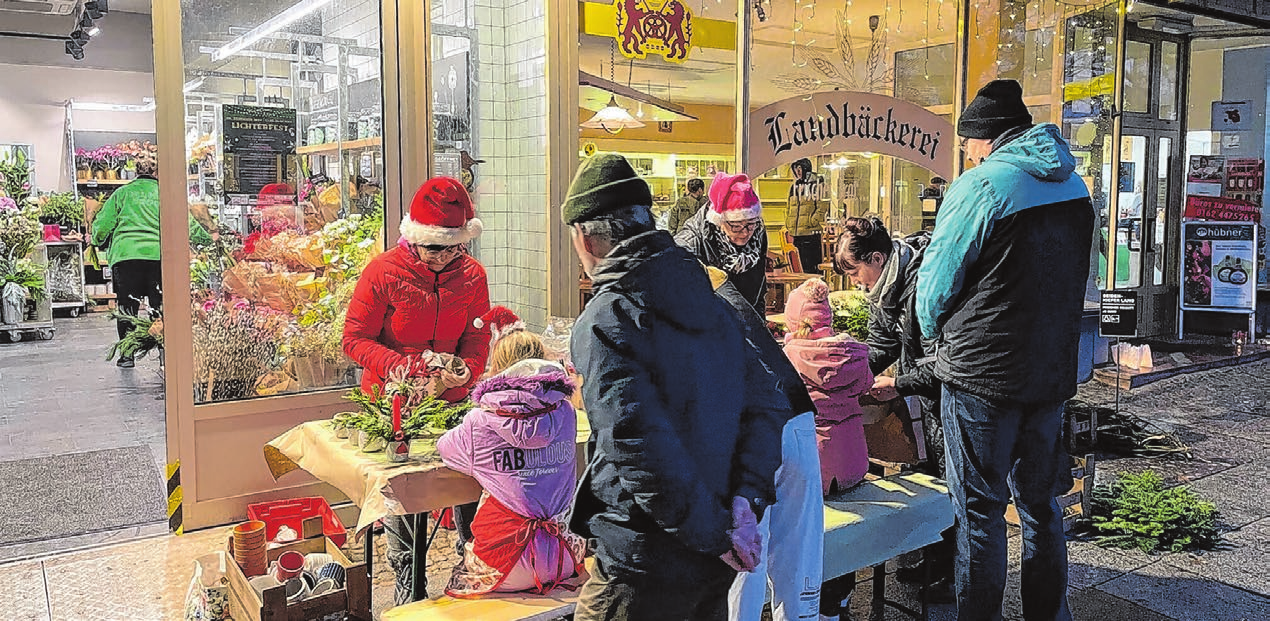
343;244;492;401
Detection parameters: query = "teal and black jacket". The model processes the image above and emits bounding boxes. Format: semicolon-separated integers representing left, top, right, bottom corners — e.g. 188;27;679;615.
916;124;1095;404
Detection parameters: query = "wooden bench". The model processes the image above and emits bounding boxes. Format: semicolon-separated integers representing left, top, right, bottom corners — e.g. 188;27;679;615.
385;473;953;621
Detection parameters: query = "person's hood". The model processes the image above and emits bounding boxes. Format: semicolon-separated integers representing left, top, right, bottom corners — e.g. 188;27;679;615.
783;335;872;395
987;123;1077;182
591;229;724;333
470;359;575;450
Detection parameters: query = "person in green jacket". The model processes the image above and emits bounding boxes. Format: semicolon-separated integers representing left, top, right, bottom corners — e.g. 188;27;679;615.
91;150;213;368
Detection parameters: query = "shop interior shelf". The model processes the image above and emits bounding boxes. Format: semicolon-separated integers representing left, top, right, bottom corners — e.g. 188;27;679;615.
297;136;382;155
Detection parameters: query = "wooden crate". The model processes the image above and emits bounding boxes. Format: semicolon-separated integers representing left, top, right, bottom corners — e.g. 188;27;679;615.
225;517;371;621
1065;402;1100;453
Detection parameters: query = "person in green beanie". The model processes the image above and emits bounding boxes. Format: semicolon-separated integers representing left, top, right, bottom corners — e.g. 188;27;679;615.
91;150;213;368
563;153;787;621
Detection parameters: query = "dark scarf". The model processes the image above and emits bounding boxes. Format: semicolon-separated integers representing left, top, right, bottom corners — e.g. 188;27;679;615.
707;219;765;275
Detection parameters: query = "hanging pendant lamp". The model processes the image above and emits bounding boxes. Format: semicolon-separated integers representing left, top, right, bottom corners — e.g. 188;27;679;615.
581;95;646;134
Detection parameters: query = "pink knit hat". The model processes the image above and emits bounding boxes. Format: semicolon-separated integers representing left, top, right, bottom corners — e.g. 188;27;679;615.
784;278;834;341
706;171;762;225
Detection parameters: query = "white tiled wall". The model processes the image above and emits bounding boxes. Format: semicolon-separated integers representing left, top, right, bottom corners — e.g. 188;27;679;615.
322;0;382;87
469;0;549;330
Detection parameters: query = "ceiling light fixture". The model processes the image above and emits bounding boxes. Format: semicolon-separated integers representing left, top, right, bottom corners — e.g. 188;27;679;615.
580;95;645;135
71;98;156;112
211;0;333;62
183;77;205;93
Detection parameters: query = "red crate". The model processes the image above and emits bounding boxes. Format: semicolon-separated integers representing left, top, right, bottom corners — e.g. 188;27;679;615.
247;497;347;548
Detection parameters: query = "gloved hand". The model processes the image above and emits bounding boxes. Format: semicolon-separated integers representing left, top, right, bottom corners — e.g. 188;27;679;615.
721;496;762;572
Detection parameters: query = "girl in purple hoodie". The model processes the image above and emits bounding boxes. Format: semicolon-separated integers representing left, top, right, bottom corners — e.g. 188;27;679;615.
437;318;585;597
782;278;874;495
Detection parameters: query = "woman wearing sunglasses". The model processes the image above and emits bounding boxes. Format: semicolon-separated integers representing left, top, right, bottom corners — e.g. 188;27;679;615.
343;176;492;605
675;171;769;310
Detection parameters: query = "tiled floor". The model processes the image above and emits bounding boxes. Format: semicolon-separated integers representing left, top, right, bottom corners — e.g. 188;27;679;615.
0;314;168;563
0;521;463;621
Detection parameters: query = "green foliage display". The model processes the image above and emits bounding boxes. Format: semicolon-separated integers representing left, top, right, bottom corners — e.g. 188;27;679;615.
105;309;163;361
37;192;86;228
1091;470;1221;553
0;205;40;260
0;255;45;301
0;150;33;204
829;289;871;341
339;387;471;441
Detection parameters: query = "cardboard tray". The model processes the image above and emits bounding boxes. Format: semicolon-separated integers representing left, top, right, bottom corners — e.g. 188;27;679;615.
226;517;371;621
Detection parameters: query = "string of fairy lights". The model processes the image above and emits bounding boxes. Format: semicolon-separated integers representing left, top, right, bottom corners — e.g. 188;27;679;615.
762;0;1117;91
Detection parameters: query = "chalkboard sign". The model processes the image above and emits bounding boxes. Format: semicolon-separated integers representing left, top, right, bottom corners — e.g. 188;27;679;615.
1100;291;1138;338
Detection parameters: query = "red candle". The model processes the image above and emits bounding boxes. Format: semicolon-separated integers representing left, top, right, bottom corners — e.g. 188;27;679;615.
392;394;402;435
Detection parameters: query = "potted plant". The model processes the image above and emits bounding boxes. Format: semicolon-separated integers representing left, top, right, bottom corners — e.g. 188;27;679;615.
0;151;33;204
36;192;86;232
74;148;93;181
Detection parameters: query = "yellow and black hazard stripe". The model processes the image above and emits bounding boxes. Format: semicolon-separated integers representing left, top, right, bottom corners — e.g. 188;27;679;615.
166;461;183;536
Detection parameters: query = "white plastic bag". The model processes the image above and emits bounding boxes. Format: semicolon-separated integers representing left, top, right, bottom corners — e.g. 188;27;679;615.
184;551;230;621
541;316;578;370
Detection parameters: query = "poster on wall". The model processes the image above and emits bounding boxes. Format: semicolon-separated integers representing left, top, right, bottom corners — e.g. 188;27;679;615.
1184;195;1262;223
1181;221;1257;311
222;105;297;209
1211;100;1252;132
1224;158;1265;201
1187;155;1226;197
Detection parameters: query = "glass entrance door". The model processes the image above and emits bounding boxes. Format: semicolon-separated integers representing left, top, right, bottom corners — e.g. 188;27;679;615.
1114;24;1187;336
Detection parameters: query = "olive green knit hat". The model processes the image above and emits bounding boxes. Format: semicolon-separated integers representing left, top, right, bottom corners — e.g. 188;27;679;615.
562;153;653;224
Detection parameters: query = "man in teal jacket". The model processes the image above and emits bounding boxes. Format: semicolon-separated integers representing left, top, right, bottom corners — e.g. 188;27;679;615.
915;80;1093;621
91;151;213;367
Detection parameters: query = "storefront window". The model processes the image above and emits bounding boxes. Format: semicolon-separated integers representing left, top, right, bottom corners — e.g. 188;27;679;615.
181;0;386;403
1160;40;1179;121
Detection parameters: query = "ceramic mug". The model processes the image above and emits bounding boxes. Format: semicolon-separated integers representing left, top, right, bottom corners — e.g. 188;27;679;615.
309;577;337;598
271;550;305;581
303;553;334;574
249;575;282;597
284;577;309;603
316;562;346;588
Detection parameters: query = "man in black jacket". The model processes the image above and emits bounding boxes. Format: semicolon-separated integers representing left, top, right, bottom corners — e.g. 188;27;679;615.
563;154;788;621
917;80;1094;621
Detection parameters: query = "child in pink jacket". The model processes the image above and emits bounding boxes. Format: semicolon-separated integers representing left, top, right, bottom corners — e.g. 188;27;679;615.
782;278;874;495
437;313;585;597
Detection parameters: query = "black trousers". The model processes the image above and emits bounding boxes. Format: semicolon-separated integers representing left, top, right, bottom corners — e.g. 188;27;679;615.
112;259;163;341
792;233;823;274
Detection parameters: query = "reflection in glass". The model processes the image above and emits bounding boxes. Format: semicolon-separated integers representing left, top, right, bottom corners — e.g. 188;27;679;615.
1160;41;1179;121
181;0;385;403
1125;41;1151;114
1155;137;1171;285
1117;136;1147;289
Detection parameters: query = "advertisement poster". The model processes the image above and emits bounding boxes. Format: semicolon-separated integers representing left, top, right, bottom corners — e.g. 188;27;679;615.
1224;158;1265;203
1187;155;1226;197
1184;195;1262;223
1181;221;1256;311
222;105;297;208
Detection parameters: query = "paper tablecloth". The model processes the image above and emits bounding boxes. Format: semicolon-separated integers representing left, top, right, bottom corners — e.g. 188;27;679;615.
822;472;953;580
265;413;594;539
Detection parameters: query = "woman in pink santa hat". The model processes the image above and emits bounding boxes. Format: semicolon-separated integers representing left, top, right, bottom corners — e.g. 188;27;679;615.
343;176;491;605
675;171;769;309
438;305;585;598
781;278;874;494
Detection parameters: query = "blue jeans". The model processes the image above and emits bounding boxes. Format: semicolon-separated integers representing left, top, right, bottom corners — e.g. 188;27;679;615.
941;385;1073;621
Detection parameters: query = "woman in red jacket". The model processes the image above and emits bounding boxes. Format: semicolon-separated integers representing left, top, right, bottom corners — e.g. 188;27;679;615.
343;176;491;604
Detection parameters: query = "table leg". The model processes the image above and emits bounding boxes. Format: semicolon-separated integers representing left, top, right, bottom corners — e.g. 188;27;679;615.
410;512;429;602
364;527;374;585
872;562;886;621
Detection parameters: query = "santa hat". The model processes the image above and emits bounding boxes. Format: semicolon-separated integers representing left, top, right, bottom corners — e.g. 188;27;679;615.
784;278;834;341
473;306;526;343
706;171;762;226
400;177;483;245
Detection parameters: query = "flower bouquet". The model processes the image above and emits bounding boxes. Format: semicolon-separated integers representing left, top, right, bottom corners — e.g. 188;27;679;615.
0;197;40;260
0;151;33;204
193;297;289;402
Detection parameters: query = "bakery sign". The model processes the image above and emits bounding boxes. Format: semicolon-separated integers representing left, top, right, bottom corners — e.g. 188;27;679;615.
747;91;955;180
613;0;694;62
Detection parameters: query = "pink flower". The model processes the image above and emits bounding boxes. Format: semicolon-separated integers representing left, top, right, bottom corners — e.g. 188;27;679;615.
0;196;17;212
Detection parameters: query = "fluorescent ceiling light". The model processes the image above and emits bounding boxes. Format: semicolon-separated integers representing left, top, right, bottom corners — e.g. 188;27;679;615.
72;98;155;112
211;0;332;62
580;96;646;134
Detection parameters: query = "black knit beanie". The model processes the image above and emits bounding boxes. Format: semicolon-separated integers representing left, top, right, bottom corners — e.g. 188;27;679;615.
957;80;1032;140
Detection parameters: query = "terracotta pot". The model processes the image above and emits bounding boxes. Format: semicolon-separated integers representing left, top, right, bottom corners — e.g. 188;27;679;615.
105;169;119;181
94;169;105;180
76;169;90;181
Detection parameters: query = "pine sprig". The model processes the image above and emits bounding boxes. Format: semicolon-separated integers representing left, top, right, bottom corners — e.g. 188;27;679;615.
1091;470;1221;553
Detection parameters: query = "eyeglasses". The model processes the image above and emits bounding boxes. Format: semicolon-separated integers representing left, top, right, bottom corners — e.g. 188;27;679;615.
414;243;462;256
723;219;761;234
